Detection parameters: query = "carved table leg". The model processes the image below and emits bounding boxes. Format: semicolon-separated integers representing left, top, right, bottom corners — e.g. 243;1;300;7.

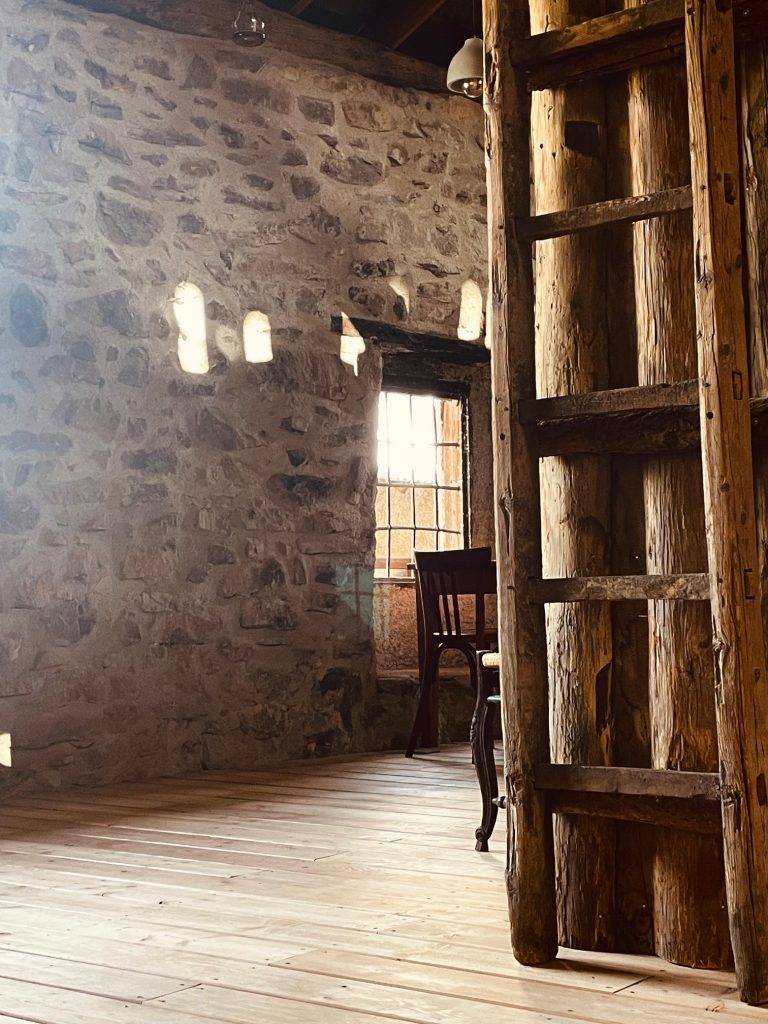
472;655;499;851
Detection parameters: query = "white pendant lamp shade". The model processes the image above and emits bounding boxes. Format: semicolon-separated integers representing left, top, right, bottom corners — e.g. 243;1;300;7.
446;37;483;99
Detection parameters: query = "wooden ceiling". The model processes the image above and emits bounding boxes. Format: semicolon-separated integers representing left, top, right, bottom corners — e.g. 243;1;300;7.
261;0;478;68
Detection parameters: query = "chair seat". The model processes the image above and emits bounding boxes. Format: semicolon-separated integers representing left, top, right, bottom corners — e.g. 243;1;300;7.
431;630;498;644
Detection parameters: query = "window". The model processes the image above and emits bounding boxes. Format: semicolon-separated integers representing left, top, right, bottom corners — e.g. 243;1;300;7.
375;387;468;579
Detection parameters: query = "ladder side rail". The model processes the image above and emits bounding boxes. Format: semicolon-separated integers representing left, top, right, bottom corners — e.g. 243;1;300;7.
686;0;768;1004
483;0;558;965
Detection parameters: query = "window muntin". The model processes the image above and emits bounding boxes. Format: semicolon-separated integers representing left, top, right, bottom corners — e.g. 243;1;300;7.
375;389;467;579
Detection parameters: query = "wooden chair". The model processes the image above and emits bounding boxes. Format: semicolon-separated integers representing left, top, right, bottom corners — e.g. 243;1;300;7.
405;547;496;758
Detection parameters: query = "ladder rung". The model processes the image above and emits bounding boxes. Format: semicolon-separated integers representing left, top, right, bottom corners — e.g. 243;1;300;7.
529;574;710;603
543;788;721;834
511;0;761;90
522;381;700;456
521;186;691;243
521;384;768;457
519;381;697;424
534;764;720;801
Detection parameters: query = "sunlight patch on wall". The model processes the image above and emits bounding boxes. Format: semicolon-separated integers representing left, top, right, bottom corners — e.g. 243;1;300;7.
0;732;11;768
173;281;209;374
458;279;484;342
339;312;365;376
388;275;411;315
243;310;273;364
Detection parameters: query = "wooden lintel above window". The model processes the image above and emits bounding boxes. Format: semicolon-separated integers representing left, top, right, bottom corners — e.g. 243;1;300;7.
331;316;489;367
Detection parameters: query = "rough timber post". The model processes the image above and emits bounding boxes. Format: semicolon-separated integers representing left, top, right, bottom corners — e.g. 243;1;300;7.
627;6;730;967
741;38;768;668
530;0;615;950
483;0;559;965
686;0;768;1004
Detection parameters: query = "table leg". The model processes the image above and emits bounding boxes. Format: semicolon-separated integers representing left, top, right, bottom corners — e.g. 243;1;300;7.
472;660;499;851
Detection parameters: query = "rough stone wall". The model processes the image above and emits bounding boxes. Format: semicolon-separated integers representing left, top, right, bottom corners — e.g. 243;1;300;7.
0;0;487;795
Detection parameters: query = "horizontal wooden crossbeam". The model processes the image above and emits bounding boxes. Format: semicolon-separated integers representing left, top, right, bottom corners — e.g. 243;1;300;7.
519;380;697;423
511;0;765;90
544;790;722;833
536;766;722;831
535;764;720;800
521;185;691;242
520;383;768;456
529;573;710;603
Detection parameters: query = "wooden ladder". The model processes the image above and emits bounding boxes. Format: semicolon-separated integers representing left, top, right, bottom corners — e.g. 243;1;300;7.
484;0;768;1005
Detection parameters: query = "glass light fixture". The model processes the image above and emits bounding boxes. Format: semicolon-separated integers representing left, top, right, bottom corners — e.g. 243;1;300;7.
447;37;483;99
233;0;266;46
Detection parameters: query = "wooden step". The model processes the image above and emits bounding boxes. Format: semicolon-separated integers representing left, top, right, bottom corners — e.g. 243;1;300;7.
521;380;700;456
535;764;720;799
519;380;698;423
511;0;763;90
534;765;722;834
520;383;768;456
521;186;691;242
529;573;710;603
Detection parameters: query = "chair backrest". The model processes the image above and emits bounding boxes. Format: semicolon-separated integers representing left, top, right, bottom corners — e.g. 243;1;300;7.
414;547;495;644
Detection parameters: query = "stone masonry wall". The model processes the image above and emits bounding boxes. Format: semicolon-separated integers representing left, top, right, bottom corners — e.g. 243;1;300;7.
0;0;487;794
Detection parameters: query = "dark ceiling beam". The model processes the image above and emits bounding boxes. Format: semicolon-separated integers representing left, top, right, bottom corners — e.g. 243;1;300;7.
289;0;314;14
368;0;450;49
330;316;489;366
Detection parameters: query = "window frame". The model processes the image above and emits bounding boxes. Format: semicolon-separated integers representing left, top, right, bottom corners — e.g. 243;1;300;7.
374;376;471;582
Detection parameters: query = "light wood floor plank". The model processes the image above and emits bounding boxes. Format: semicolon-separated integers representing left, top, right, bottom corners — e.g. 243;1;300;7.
272;949;760;1024
0;745;753;1023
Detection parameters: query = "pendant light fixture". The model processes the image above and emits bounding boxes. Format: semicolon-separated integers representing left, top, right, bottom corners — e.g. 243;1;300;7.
233;0;267;46
446;0;483;99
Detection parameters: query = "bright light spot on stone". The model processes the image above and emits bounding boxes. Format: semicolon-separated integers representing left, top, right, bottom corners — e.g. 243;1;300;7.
339;312;365;376
0;732;11;768
243;310;273;363
172;281;209;374
458;279;484;342
389;275;411;314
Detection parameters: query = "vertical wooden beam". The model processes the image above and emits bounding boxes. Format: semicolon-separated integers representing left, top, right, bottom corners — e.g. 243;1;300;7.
604;70;654;957
741;40;768;638
530;0;615;951
483;0;558;965
627;21;731;966
686;0;768;1004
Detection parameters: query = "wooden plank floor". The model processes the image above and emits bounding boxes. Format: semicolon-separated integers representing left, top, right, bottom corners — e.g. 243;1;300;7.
0;744;763;1023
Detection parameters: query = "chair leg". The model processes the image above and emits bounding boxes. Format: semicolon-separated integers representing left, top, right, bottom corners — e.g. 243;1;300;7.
405;647;439;757
472;664;499;851
463;648;479;765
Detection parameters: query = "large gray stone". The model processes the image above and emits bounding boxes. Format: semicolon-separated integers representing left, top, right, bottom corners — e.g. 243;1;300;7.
97;193;163;246
9;285;48;346
320;153;383;185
